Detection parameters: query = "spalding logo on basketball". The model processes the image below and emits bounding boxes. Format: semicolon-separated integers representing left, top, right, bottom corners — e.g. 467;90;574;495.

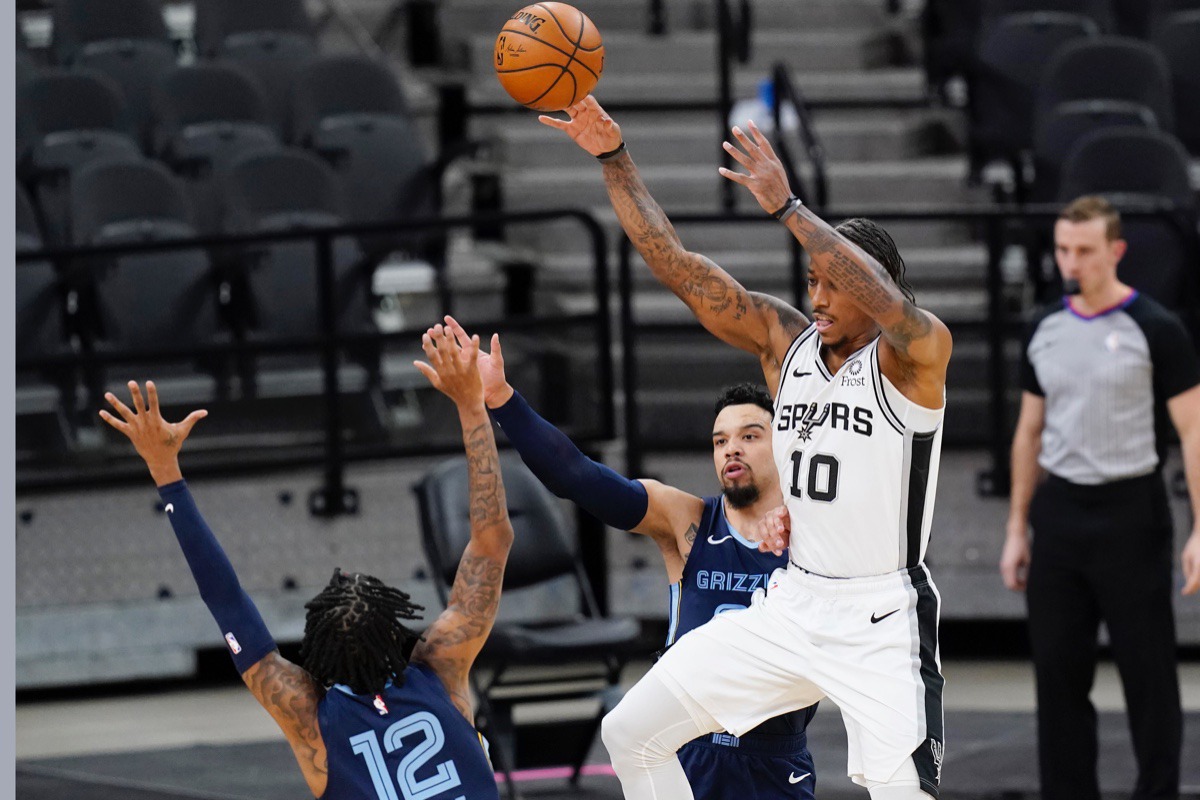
494;3;604;112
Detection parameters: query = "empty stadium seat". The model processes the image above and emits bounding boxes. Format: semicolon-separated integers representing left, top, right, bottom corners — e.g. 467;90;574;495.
1152;11;1200;154
193;0;313;57
73;38;178;149
290;55;410;142
1031;100;1158;201
51;0;170;64
1035;37;1175;136
21;69;143;244
1058;128;1197;311
982;0;1115;31
217;32;318;141
969;12;1098;168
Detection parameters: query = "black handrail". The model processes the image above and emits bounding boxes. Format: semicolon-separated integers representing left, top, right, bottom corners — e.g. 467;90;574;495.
771;63;829;213
17;209;614;499
617;200;1195;495
716;0;753;211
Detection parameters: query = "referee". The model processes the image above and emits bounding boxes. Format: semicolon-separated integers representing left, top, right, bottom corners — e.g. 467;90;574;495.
1001;196;1200;800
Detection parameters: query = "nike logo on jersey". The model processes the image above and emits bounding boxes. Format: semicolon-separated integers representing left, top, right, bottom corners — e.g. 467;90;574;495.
871;609;900;624
792;369;812;378
164;503;175;514
789;772;811;784
707;534;733;545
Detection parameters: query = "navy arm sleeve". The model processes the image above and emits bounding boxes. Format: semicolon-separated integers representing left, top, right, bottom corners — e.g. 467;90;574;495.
490;390;649;531
158;480;277;673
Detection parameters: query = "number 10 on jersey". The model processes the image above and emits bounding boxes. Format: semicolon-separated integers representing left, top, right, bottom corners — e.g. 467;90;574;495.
789;451;840;502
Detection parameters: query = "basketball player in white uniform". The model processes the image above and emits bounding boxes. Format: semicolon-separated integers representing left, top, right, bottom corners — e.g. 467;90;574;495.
542;97;953;799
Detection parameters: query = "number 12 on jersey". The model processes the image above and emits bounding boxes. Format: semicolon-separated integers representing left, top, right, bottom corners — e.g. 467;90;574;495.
350;712;465;800
789;451;840;502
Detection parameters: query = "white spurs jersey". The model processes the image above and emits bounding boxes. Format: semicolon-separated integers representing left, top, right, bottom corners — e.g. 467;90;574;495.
772;324;945;578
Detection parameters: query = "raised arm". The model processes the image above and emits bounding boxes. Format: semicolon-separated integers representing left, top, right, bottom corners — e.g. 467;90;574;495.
442;317;703;579
720;121;952;380
100;382;327;797
539;97;808;394
410;324;515;720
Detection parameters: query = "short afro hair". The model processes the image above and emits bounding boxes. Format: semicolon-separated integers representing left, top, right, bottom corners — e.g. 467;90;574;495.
714;383;774;417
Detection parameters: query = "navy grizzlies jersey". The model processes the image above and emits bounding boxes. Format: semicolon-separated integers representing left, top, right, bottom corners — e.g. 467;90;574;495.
669;496;817;736
319;662;498;800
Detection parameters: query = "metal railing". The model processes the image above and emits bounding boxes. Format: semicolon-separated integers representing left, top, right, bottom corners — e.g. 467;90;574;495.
618;200;1198;495
16;210;614;504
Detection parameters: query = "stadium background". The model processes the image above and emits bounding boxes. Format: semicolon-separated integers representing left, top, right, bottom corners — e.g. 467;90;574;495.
13;0;1200;796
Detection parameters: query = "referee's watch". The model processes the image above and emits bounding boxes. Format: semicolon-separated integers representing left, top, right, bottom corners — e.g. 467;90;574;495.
771;195;803;223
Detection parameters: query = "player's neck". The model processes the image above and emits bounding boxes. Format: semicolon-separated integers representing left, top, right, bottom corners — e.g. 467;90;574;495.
723;490;784;534
821;329;876;373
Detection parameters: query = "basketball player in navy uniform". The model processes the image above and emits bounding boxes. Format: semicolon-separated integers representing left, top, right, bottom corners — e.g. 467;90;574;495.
542;97;953;798
435;315;818;798
98;323;511;800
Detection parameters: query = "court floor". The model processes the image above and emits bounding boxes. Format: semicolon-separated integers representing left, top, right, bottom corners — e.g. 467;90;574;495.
16;660;1200;799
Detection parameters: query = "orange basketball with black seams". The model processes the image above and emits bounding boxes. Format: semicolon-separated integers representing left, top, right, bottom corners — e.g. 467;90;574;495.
494;3;604;112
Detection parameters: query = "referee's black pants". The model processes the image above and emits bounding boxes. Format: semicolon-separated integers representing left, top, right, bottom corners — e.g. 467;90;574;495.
1027;471;1181;800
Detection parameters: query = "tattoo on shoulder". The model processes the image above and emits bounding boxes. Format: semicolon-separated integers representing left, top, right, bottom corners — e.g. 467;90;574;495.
243;653;327;777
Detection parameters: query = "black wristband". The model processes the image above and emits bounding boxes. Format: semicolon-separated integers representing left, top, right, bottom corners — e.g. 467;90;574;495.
771;195;801;220
596;141;627;162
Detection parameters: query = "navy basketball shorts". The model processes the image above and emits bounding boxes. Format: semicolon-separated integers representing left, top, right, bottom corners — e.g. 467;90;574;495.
678;732;816;800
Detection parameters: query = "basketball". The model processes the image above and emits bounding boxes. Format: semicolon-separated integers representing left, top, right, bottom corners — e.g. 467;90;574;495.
494;3;604;112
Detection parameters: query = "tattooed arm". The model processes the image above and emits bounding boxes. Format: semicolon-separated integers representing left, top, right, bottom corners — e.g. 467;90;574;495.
720;122;952;389
412;323;515;720
539;96;808;396
99;382;327;797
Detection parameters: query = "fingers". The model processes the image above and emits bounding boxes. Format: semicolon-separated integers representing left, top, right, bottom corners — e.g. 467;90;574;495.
466;334;480;370
1182;558;1200;595
420;331;443;369
717;166;751;186
721;140;754;169
105;391;137;424
444;315;472;350
97;409;130;433
747;120;782;159
490;333;503;362
179;409;208;437
146;380;160;416
413;360;441;389
537;114;571;131
730;125;761;155
128;381;147;415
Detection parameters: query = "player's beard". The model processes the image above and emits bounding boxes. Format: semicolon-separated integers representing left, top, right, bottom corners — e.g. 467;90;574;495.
723;479;761;510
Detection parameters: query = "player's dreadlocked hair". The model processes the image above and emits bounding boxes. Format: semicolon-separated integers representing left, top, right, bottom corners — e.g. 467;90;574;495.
835;218;916;304
300;568;425;695
714;383;773;417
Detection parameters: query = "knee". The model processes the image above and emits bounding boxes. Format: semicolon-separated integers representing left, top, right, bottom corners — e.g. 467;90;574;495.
600;704;639;762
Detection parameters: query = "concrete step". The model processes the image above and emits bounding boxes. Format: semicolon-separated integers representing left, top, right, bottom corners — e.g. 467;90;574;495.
471;29;896;77
470;67;929;106
499;157;983;214
486;108;963;166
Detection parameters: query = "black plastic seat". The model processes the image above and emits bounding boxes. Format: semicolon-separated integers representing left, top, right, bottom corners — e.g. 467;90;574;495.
193;0;313;57
969;12;1098;167
1152;11;1200;154
1036;37;1175;137
217;32;318;141
415;454;641;792
1031;100;1158;202
291;55;410;143
51;0;170;64
981;0;1114;30
73;38;178;149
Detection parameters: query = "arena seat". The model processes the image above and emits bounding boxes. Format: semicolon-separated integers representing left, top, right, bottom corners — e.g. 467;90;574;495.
1058;128;1197;314
1035;37;1175;136
981;0;1115;31
968;12;1098;169
1152;11;1200;154
415;454;641;793
193;0;313;57
22;69;142;245
217;32;318;142
73;38;178;150
50;0;170;65
1030;99;1158;202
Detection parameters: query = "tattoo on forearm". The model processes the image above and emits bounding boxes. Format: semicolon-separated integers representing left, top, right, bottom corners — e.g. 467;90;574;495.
464;423;505;528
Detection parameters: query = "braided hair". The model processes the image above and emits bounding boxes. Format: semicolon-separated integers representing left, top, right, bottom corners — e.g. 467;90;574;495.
300;568;425;695
835;218;916;304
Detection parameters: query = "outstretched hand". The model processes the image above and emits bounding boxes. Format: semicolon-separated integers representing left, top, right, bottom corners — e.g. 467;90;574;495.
99;381;207;486
538;95;623;157
415;321;485;410
718;120;794;215
749;504;790;556
439;316;512;409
